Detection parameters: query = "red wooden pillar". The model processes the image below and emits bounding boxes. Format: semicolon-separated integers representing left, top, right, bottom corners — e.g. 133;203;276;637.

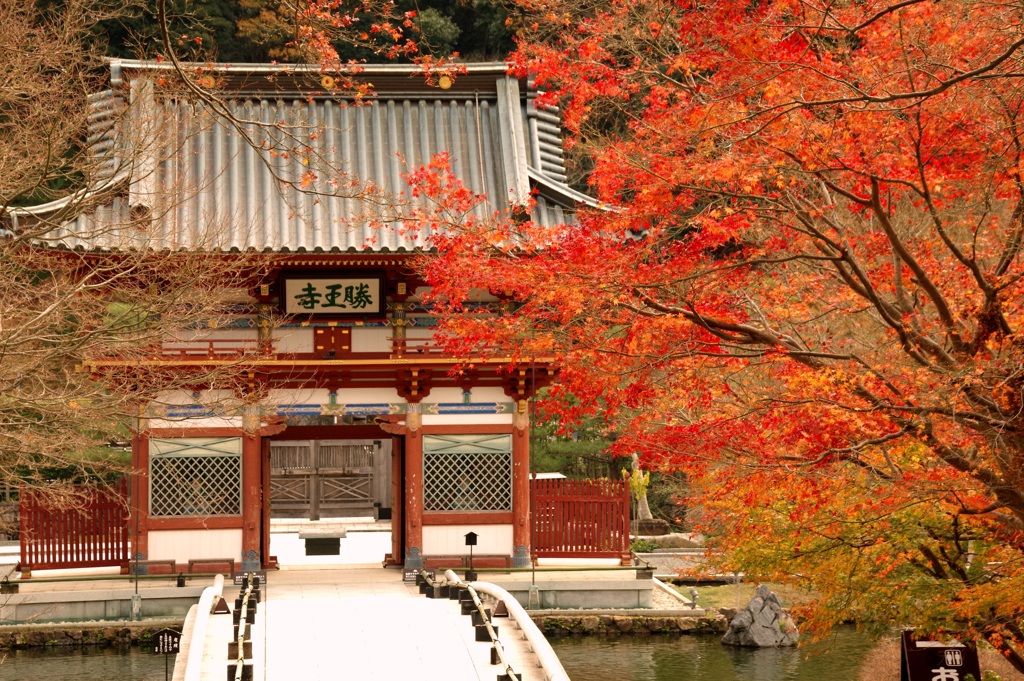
262;439;276;569
404;419;424;568
132;431;150;565
387;436;404;567
512;401;531;567
241;434;262;572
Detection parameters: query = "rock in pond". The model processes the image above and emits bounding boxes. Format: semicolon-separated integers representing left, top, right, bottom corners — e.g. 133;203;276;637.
721;584;799;647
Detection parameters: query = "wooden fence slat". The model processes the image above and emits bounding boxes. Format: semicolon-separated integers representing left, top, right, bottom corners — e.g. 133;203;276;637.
530;478;630;559
19;481;130;572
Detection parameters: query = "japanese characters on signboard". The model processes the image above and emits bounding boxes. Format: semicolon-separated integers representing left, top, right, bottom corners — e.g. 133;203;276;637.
900;630;982;681
152;628;181;655
281;273;384;317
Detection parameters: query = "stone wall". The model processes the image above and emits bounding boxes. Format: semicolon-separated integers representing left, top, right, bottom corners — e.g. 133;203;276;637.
531;611;728;637
0;619;184;649
1;585;205;624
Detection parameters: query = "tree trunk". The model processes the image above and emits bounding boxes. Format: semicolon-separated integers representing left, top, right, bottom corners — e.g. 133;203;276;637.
985;630;1024;676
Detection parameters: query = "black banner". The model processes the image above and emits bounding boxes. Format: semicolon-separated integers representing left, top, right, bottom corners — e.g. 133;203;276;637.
901;630;981;681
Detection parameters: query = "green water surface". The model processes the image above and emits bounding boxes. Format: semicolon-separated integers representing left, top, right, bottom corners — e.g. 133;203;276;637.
550;628;874;681
1;646;167;681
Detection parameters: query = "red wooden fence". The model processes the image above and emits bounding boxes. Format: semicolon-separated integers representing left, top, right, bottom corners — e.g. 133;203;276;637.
19;480;130;573
531;478;631;563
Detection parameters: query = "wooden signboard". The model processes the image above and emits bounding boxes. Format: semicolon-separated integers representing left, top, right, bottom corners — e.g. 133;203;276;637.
901;630;981;681
152;628;181;655
281;272;384;317
404;568;433;582
153;628;182;681
233;571;268;586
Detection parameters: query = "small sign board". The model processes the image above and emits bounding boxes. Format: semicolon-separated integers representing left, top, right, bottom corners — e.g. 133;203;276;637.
901;630;981;681
404;568;433;582
233;571;268;587
152;628;181;655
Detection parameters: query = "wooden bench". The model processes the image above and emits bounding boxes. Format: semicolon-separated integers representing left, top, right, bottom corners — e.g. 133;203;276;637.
187;557;235;577
129;559;177;576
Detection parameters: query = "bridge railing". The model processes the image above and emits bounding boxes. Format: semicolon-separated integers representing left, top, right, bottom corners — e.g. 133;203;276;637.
228;575;260;681
435;569;571;681
174;573;226;681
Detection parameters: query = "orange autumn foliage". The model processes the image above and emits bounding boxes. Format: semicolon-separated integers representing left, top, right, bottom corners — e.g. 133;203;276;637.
412;0;1024;671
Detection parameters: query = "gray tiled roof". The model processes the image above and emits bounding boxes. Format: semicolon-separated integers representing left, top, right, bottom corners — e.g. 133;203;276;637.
11;61;592;253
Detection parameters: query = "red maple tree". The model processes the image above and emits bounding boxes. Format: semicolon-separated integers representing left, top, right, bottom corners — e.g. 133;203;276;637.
413;0;1024;667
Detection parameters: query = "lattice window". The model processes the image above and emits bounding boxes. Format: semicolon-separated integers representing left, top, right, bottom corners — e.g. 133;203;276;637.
150;438;242;517
423;434;512;512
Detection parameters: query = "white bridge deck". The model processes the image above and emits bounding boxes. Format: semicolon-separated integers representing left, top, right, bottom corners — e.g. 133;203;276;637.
204;569;548;681
184;521;552;681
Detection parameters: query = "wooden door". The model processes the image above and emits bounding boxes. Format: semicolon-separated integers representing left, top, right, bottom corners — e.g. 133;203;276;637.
315;440;374;517
269;440;315;518
270;439;388;520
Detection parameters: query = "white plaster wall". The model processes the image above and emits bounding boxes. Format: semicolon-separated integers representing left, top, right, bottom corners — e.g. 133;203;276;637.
423;524;513;556
422;414;514;426
426;387;514;404
332;387;403;404
266;387;403;405
163;329;258;342
268;388;331;405
351;327;391;352
458;387;510;403
272;327;314;353
148;417;244;430
148;529;243;562
155;389;237;405
149;390;244;428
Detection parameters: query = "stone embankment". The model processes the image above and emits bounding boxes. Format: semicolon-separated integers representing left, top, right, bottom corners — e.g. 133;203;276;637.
531;611;728;637
0;618;184;649
524;571;729;637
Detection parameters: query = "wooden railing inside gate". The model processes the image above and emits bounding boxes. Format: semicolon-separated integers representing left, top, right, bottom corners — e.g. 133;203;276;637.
530;478;631;563
19;479;130;575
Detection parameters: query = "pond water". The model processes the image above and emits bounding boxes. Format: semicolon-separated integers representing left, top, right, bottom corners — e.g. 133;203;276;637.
0;628;872;681
1;646;168;681
550;627;874;681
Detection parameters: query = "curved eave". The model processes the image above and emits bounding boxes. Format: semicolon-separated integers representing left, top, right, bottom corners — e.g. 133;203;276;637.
4;171;130;232
109;59;518;98
527;166;602;211
110;59;514;76
82;356;554;370
33;238;441;256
